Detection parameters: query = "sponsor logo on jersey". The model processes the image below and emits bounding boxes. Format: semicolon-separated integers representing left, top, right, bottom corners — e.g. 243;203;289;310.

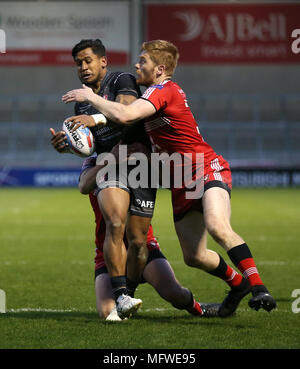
142;83;165;99
152;84;165;90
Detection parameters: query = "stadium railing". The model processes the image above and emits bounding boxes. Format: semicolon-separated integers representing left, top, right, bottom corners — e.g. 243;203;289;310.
0;93;299;170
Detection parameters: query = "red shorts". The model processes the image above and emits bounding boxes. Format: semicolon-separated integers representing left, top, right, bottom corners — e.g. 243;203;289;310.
172;154;232;222
89;192;160;271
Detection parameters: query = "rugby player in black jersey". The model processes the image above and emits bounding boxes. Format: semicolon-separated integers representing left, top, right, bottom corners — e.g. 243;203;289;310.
51;39;220;320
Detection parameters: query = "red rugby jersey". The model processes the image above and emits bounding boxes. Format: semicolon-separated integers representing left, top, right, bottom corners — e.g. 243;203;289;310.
141;80;216;163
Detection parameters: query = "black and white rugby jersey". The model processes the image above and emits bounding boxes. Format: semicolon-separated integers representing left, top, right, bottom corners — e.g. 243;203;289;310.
74;71;150;154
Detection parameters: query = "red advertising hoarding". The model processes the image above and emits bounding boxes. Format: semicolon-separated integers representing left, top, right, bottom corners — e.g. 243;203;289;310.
146;3;300;63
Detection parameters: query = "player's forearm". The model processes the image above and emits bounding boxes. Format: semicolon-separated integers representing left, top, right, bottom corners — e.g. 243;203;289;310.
88;93;136;125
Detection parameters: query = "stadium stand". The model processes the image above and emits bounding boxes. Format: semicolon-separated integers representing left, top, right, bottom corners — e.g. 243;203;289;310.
1;93;299;169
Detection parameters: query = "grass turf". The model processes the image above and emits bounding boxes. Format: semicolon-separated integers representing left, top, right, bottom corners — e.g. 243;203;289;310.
0;188;299;349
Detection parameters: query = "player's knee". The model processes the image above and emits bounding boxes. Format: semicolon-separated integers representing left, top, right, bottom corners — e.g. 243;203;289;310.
128;235;147;250
105;214;126;235
183;251;207;269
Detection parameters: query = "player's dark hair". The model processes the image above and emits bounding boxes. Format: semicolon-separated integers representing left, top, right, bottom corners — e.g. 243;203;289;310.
72;39;106;59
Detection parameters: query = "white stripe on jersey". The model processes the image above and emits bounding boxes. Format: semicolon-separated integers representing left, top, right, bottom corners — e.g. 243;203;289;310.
210;158;224;182
144;117;170;132
142;87;156;100
142;80;171;100
210;158;224;172
213;172;223;181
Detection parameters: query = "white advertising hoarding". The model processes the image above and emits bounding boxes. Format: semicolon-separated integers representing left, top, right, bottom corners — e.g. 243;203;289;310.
0;1;130;65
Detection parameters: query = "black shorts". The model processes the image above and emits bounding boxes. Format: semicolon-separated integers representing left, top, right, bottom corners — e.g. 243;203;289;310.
96;162;156;218
94;249;166;280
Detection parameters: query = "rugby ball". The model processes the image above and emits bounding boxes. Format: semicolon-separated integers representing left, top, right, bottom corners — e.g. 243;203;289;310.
62;120;95;157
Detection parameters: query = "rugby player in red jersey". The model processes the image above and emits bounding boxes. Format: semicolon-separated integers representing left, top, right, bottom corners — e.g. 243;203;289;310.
62;40;276;315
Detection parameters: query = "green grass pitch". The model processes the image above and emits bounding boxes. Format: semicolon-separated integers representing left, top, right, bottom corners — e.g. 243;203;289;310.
0;187;299;349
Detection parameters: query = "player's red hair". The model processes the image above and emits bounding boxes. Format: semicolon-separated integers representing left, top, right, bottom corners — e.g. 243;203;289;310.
141;40;179;77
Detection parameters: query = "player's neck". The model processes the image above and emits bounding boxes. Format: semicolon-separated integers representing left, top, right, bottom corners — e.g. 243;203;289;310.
91;70;108;94
151;75;171;87
92;83;101;94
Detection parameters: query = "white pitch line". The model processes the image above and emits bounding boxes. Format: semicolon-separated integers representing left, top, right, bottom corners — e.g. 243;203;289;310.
257;261;288;266
6;307;172;313
8;308;78;313
5;307;292;314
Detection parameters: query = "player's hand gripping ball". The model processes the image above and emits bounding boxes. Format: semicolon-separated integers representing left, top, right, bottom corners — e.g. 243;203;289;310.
62;119;95;157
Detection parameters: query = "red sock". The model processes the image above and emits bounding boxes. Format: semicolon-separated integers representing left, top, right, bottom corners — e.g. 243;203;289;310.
187;299;204;316
228;244;264;287
224;265;243;287
237;258;264;287
208;255;243;288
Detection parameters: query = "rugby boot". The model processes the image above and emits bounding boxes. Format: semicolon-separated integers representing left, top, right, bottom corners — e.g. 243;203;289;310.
106;307;123;322
200;303;222;318
116;294;142;319
218;278;251;317
187;299;221;318
248;286;277;312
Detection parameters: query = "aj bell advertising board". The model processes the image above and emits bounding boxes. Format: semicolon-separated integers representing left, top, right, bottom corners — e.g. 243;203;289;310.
146;3;300;64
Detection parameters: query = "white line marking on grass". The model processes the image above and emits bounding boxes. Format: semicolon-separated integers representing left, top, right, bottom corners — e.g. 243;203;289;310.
142;307;292;314
6;307;173;313
6;307;291;314
257;261;288;266
142;308;173;312
8;308;78;313
7;307;96;313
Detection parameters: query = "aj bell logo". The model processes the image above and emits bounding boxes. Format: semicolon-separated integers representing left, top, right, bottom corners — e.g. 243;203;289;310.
291;29;300;54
